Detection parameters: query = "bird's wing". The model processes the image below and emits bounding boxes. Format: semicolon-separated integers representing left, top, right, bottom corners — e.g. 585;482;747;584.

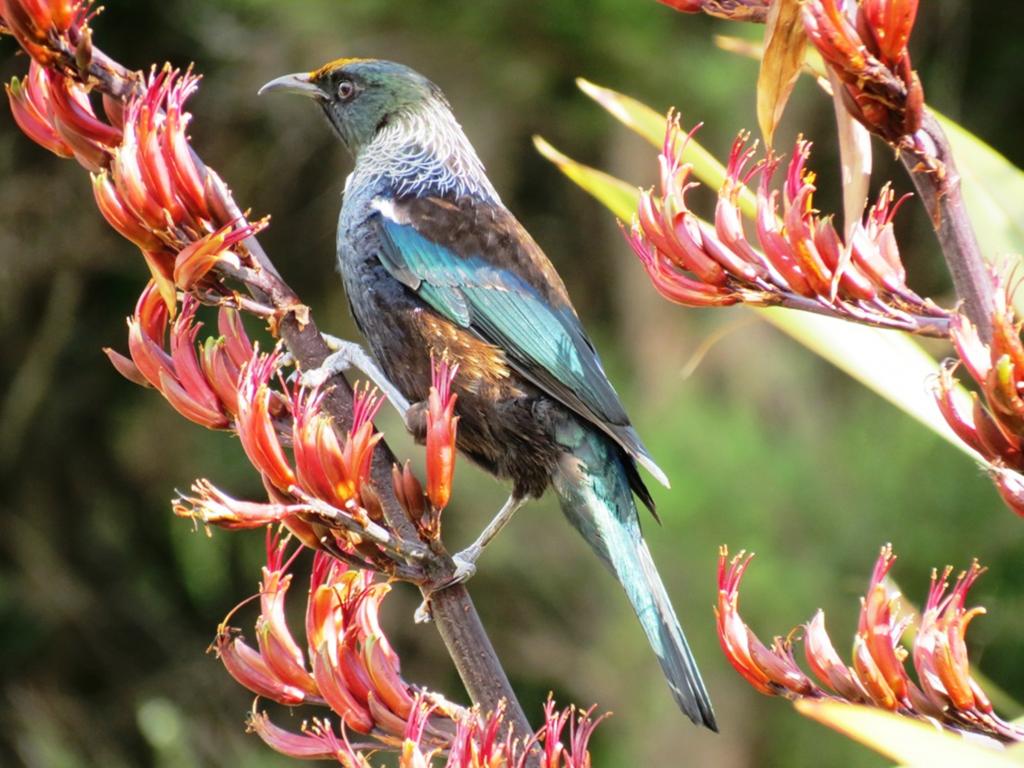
370;194;668;490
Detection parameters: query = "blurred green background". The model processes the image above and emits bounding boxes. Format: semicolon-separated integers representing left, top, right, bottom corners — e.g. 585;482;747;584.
1;1;1022;766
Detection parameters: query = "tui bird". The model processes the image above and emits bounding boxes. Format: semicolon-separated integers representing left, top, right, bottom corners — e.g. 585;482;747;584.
260;58;716;730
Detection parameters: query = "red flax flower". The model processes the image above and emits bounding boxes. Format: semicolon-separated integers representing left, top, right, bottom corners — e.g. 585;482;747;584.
4;60;72;157
425;356;459;514
0;0;93;64
932;273;1024;517
215;538;461;756
802;0;924;144
177;356;419;572
104;281;254;429
625;116;949;334
716;544;1023;743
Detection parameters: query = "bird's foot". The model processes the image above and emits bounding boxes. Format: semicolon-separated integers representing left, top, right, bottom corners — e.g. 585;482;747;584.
413;599;434;624
299;340;358;390
448;544;481;585
299;338;411;419
412;544;482;623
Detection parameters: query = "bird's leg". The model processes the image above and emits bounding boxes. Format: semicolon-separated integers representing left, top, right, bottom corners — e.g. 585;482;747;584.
449;494;528;583
414;494;528;623
301;335;411;419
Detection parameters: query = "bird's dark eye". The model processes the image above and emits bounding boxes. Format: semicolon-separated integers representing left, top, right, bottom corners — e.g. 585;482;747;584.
337;79;357;102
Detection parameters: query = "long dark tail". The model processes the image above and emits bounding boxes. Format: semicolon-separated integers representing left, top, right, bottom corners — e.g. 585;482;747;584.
551;424;717;730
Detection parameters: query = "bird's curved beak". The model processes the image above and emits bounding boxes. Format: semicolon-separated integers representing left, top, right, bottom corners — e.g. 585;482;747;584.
258;72;322;98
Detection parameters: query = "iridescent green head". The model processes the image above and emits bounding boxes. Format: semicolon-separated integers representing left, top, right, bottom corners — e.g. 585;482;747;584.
259;58;443;156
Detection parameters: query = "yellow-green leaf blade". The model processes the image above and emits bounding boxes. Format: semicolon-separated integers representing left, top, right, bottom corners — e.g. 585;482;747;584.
795;700;1019;768
936;112;1024;264
762;308;973;456
532;135;638;221
576;78;758;219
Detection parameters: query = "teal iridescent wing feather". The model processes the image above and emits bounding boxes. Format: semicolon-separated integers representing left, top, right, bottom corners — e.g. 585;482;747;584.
370;195;668;490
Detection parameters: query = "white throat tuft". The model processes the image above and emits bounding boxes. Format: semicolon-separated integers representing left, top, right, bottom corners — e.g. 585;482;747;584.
350;98;500;202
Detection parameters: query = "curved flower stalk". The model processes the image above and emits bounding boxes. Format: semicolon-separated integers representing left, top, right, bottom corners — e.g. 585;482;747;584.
716;544;1023;743
933;274;1024;517
625;116;950;335
802;0;923;147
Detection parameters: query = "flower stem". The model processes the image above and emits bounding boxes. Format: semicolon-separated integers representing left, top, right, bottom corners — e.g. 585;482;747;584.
902;111;995;342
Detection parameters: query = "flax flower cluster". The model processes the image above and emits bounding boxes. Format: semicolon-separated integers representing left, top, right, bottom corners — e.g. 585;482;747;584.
6;51;265;311
717;544;1023;743
933;276;1024;517
219;534;460;755
803;0;923;145
220;535;603;766
624;117;948;334
659;0;924;145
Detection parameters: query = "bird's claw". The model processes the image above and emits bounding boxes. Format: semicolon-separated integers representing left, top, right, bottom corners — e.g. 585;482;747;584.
448;545;481;585
413;599;433;624
412;546;481;623
299;345;357;390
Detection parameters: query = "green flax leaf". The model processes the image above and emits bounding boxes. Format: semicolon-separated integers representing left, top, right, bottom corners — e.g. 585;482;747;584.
795;700;1019;768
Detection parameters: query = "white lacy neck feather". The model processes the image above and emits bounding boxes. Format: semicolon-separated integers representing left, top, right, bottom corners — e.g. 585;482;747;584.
349;98;501;202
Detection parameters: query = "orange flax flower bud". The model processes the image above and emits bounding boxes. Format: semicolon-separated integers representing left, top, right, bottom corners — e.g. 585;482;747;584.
44;67;120;171
715;548;818;697
392;461;426;523
236;349;296;491
425;357;459;512
256;535;320;700
173;218;267;290
5;62;73;157
120;284;233;429
803;0;923;142
197;306;254;417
